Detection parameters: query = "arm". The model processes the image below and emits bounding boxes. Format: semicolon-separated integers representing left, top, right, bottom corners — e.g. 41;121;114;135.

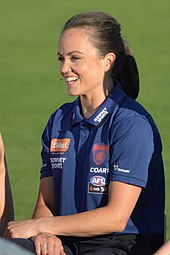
5;180;141;238
154;240;170;255
41;181;142;236
32;176;58;218
0;133;14;236
32;177;66;255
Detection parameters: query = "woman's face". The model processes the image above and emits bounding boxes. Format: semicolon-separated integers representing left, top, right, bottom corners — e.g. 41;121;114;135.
58;28;109;97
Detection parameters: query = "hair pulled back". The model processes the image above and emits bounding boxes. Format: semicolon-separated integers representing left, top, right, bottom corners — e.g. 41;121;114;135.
62;12;139;99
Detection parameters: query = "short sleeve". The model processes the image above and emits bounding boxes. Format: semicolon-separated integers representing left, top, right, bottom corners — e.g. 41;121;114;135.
40;117;53;179
110;116;154;187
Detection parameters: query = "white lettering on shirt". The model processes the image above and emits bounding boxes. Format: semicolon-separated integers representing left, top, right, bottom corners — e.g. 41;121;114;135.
90;167;109;173
94;107;109;123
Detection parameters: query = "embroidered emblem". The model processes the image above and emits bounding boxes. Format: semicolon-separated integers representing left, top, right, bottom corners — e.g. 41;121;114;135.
92;143;109;165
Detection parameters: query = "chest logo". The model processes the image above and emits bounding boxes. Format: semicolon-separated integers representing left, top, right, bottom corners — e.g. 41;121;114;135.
50;138;70;154
88;176;108;194
90;176;106;187
92;143;109;165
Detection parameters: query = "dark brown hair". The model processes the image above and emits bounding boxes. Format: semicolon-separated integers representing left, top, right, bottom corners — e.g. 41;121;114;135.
62;11;139;99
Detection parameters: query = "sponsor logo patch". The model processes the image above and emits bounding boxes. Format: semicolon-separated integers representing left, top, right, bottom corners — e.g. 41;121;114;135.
50;157;67;170
88;176;108;194
90;167;109;173
50;138;70;154
113;164;130;173
92;143;109;165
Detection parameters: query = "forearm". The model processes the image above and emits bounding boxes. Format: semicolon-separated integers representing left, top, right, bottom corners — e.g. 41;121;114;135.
0;135;5;218
38;205;125;237
0;161;14;236
37;182;141;237
0;171;5;218
0;169;6;236
5;182;140;239
154;240;170;255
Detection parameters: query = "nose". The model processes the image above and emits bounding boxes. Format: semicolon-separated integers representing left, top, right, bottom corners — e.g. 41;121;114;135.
60;60;71;75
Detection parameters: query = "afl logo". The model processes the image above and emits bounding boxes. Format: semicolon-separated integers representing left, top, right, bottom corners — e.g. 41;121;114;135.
90;176;106;187
92;143;109;165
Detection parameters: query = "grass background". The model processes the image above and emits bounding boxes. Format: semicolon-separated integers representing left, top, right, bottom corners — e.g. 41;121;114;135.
0;0;170;237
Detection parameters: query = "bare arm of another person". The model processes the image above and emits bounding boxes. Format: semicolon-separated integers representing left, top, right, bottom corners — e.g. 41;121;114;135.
5;179;142;238
0;133;14;236
154;239;170;255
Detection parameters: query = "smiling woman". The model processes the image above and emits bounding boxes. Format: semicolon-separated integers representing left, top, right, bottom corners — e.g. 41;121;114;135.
5;11;165;255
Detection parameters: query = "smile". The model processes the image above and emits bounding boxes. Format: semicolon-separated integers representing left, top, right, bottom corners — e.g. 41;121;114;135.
66;77;78;83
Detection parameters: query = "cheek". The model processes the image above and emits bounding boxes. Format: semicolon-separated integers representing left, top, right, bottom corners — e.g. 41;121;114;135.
81;60;99;72
89;61;104;76
73;63;89;76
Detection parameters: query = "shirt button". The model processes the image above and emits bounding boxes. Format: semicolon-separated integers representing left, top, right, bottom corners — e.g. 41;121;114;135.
82;131;87;138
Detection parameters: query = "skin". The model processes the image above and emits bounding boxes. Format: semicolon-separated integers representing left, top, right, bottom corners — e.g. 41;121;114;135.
154;240;170;255
0;133;14;236
4;28;142;254
32;232;66;255
58;28;116;119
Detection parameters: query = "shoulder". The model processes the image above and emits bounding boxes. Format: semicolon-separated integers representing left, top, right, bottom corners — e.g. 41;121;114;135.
109;97;156;144
109;85;153;126
114;93;160;136
112;97;152;128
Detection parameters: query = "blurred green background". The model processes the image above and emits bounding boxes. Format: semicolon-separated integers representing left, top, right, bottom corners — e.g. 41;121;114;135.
0;0;170;237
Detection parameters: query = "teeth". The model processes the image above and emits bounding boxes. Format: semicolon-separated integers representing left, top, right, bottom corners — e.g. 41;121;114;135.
66;77;78;82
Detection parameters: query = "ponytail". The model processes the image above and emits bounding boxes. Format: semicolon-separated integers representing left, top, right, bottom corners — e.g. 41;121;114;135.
113;41;139;100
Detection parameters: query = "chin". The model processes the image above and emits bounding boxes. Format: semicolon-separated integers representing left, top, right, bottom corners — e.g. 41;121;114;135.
67;89;80;97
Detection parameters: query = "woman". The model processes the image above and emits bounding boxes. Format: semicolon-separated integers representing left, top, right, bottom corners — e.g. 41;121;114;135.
0;133;14;236
5;12;165;255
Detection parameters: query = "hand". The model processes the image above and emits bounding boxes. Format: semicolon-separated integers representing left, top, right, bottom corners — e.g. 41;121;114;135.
32;232;66;255
4;219;39;239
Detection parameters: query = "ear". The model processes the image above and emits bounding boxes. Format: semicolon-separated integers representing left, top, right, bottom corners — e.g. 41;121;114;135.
104;52;116;72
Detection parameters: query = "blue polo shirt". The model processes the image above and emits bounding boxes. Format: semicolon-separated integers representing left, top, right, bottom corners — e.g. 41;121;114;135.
40;84;165;237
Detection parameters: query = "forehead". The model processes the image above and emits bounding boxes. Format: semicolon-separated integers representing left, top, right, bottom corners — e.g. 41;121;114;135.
60;27;91;41
58;28;96;53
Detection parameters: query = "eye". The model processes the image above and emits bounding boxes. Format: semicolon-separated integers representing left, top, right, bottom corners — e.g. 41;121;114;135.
57;55;64;62
70;55;80;62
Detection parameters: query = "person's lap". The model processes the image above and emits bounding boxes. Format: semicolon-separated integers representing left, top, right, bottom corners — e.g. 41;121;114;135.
62;234;152;255
8;238;75;255
8;234;152;255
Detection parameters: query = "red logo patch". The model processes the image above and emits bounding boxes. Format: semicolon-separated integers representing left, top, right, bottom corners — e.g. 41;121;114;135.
92;144;109;165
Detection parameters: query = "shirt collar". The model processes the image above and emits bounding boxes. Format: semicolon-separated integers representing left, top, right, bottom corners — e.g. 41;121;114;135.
71;84;126;127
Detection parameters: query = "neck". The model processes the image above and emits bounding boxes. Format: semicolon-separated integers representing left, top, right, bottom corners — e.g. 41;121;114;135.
81;102;100;119
80;78;114;119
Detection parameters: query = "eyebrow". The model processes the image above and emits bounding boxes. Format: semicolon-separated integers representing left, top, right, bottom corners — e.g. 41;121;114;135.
57;51;85;56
